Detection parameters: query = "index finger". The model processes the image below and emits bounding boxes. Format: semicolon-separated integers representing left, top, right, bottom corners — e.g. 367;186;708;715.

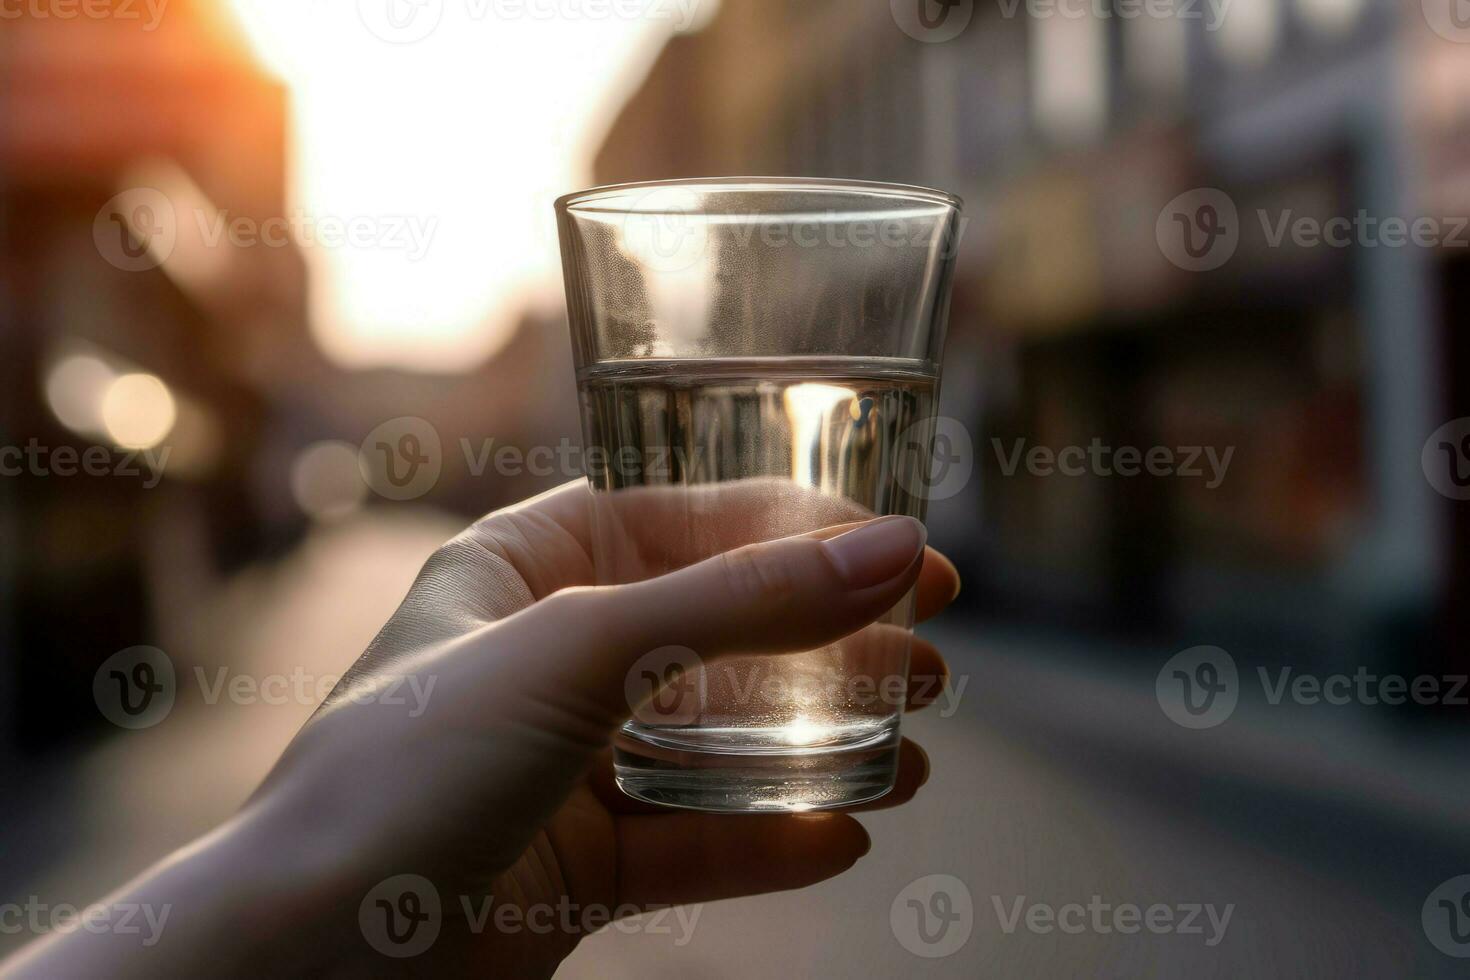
477;479;959;618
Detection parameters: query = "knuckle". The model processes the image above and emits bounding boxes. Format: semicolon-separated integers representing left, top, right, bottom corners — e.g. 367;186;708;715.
408;538;483;598
541;585;611;624
416;535;509;595
427;535;486;572
539;585;628;650
718;545;797;604
464;512;526;561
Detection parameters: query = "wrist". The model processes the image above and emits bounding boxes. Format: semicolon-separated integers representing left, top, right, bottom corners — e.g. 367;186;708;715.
0;798;362;980
198;795;380;973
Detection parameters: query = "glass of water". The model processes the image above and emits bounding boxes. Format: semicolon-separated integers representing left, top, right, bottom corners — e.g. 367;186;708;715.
555;177;962;811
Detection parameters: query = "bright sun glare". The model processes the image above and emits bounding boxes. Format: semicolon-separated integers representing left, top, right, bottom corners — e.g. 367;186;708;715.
222;1;709;373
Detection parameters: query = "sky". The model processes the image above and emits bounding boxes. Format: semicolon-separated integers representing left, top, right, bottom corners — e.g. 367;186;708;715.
221;0;716;372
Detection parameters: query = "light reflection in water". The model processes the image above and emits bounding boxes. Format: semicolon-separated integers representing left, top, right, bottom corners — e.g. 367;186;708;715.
784;382;855;489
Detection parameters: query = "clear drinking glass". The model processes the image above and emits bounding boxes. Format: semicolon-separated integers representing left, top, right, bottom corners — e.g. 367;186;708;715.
555;177;962;811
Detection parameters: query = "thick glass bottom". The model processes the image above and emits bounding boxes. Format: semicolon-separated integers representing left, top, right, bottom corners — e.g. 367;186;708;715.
613;722;901;812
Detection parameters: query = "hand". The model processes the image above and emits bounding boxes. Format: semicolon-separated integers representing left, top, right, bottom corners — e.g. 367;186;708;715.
2;480;961;980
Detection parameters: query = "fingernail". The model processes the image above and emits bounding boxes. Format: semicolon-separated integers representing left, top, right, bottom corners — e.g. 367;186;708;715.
821;516;926;590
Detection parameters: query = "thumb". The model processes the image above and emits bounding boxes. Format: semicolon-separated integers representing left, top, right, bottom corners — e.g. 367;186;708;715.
459;516;927;730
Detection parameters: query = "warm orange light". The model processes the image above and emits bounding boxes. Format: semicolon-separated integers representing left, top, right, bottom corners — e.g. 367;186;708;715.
221;1;714;373
102;373;177;450
45;355;115;435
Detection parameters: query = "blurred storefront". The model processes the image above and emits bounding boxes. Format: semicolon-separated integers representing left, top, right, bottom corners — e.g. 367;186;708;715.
593;0;1467;700
0;0;624;762
0;1;300;756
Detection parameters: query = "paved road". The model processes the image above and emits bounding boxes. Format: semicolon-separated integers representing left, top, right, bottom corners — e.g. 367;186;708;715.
564;624;1465;978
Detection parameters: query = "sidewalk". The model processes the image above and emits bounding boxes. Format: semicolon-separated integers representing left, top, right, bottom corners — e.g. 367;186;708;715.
948;622;1470;864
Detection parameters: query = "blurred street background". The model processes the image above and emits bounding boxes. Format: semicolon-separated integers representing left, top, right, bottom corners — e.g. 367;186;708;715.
2;0;1469;975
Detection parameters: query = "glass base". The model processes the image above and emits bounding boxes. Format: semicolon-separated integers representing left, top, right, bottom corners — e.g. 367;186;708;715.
613;722;901;812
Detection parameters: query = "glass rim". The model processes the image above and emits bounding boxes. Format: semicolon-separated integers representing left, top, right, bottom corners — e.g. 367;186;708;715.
555;176;964;215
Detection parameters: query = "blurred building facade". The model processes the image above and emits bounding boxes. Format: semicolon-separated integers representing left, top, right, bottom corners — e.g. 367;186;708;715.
594;0;1469;692
0;1;592;764
0;1;302;757
3;0;1466;771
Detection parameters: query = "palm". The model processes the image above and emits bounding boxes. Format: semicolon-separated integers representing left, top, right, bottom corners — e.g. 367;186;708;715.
314;482;953;977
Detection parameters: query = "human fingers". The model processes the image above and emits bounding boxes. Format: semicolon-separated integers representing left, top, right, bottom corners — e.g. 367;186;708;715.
465;516;929;733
